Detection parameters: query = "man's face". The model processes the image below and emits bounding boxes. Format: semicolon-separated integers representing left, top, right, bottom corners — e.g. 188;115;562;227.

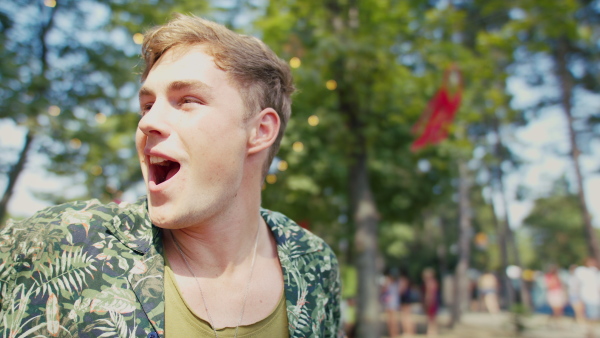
136;45;250;228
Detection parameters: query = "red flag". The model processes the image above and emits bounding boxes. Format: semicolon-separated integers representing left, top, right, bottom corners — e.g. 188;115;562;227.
411;65;462;151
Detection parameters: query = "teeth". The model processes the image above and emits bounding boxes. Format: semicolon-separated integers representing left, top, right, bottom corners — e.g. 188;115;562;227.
149;156;169;165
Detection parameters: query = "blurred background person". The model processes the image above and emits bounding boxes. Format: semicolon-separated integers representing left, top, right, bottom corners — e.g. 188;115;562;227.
544;264;567;324
381;268;400;338
469;275;480;312
568;264;586;325
422;268;439;337
577;258;600;321
399;273;416;336
478;271;500;314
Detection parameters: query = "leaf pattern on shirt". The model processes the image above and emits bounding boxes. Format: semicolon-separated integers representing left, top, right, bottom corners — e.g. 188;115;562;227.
0;198;341;337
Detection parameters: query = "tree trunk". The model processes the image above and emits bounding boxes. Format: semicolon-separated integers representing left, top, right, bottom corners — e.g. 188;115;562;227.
450;160;472;325
340;62;380;337
325;1;381;335
499;173;530;309
350;148;381;338
0;130;34;223
0;4;56;223
489;195;514;309
555;37;600;262
491;115;530;310
334;49;380;338
437;216;449;288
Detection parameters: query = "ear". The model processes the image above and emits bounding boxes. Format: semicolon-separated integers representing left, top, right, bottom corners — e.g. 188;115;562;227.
247;108;280;155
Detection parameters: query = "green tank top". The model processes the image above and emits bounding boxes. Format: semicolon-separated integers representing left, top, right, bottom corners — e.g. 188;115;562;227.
164;257;289;337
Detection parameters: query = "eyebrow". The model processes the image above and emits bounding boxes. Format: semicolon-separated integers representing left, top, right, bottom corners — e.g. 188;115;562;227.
139;80;214;100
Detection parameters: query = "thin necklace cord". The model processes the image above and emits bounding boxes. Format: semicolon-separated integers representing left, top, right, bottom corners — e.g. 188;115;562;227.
169;222;260;338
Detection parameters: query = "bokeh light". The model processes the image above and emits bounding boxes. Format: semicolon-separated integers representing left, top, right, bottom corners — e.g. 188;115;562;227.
91;165;103;176
44;0;56;8
70;138;82;149
277;160;288;171
522;269;535;281
292;141;304;152
326;79;337;90
133;33;144;45
474;232;488;247
289;57;301;69
308;115;319;126
48;105;61;116
266;174;277;184
506;265;522;279
95;113;107;124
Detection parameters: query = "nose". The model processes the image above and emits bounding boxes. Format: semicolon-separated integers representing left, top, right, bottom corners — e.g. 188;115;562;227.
138;101;171;138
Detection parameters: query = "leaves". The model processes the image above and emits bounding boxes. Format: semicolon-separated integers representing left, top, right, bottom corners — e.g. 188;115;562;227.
45;292;60;336
35;247;96;299
90;286;137;314
522;178;589;268
0;0;213;215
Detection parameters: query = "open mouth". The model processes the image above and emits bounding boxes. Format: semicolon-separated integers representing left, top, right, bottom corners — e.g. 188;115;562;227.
149;156;181;185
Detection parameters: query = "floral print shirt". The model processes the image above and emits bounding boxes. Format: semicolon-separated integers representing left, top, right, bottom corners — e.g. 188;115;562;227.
0;197;341;337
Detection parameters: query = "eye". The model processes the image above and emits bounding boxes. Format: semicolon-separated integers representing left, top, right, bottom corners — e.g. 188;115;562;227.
179;96;204;107
140;102;153;116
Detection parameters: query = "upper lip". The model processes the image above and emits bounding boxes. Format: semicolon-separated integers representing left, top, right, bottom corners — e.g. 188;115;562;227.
144;149;179;164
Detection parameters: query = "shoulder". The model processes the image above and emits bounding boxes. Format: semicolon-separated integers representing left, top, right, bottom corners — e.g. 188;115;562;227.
261;208;340;300
261;208;337;265
0;197;150;257
1;199;105;249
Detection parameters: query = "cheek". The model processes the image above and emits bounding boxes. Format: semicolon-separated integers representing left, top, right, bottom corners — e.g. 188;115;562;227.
135;129;148;174
135;129;146;153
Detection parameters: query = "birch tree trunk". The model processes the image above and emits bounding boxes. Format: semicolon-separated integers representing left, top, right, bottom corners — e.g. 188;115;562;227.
555;37;600;263
491;115;530;309
450;160;472;325
0;131;34;223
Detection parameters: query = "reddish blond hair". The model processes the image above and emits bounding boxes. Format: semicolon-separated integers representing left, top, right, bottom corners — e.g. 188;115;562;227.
141;14;295;176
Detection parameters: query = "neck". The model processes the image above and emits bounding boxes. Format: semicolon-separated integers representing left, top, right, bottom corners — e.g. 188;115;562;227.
165;188;265;274
165;162;266;273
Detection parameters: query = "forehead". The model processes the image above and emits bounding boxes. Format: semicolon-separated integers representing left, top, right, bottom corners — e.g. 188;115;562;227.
142;45;226;90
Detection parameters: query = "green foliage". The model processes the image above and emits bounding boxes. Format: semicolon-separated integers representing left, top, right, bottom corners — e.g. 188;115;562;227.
254;1;536;287
4;2;599;327
379;222;415;259
258;0;457;256
0;0;210;207
511;0;600;128
509;303;531;335
521;177;589;268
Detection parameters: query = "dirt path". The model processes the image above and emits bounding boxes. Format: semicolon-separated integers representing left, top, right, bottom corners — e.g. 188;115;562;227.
378;311;598;338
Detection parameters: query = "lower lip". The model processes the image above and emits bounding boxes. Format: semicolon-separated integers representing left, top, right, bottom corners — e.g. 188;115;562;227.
148;180;165;193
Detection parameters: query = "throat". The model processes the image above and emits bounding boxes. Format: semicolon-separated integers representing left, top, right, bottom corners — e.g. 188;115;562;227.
153;161;180;184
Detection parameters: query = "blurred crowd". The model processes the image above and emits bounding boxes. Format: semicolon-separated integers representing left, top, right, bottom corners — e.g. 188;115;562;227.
354;257;600;337
531;257;600;325
378;267;441;337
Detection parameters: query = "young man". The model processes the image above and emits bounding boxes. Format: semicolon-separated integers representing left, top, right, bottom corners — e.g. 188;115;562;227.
0;14;341;337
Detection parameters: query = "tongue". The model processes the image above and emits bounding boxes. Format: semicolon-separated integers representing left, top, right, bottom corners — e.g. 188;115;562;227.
164;163;180;182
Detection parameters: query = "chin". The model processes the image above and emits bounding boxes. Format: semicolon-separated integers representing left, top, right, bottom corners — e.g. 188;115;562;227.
147;204;176;229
